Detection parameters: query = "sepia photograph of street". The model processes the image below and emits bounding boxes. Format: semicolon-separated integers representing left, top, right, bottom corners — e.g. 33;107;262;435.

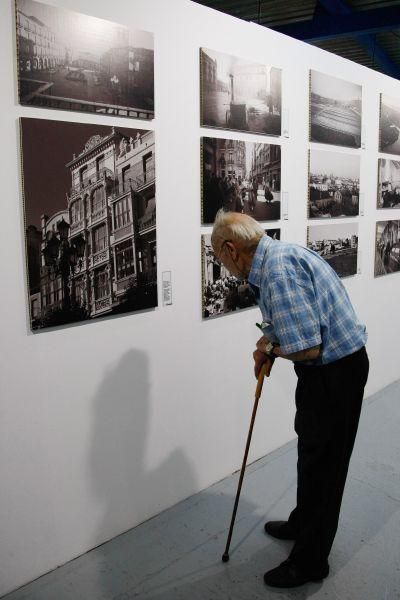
202;229;280;319
21;117;157;331
379;94;400;155
378;158;400;208
200;48;281;136
202;137;281;224
16;0;154;119
309;149;360;219
375;220;400;277
307;222;358;278
310;70;362;148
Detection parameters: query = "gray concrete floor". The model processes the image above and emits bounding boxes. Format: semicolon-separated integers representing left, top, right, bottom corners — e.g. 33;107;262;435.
4;380;400;600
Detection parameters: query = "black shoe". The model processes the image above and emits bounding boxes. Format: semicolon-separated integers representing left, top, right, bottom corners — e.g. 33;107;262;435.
263;559;329;588
264;520;297;540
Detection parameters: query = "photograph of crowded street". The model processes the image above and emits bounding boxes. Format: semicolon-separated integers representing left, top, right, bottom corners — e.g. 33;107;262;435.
202;137;281;224
202;229;280;319
310;70;362;148
379;94;400;155
378;158;400;208
200;48;281;136
21;117;157;331
309;149;360;219
375;219;400;277
307;222;358;278
16;0;154;119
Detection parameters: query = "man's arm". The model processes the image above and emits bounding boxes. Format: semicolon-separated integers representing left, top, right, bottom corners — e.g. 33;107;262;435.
273;344;320;362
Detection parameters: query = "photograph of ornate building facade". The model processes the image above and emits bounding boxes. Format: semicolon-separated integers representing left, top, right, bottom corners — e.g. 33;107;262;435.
21;118;157;331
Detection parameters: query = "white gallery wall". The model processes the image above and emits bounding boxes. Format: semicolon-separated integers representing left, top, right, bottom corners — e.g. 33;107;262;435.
1;0;400;595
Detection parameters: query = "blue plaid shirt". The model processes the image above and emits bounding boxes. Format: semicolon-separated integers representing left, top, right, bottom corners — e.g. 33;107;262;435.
248;235;367;365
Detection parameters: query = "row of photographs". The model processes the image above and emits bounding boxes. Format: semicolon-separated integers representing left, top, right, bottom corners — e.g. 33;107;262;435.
15;0;400;156
202;220;400;319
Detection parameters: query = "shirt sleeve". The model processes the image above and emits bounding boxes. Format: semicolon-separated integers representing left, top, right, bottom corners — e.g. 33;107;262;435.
268;275;322;355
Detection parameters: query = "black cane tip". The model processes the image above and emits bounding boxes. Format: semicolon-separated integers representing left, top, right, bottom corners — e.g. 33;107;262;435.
222;553;230;563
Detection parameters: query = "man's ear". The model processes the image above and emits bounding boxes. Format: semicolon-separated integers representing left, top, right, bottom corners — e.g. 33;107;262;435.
225;241;238;259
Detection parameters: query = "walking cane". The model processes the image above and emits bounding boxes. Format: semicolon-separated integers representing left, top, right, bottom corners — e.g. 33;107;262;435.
222;359;272;562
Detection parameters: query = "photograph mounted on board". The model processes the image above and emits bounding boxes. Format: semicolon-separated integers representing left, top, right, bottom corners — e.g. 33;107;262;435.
16;0;154;119
375;220;400;277
200;48;281;136
379;94;400;155
307;222;358;279
310;70;362;148
202;137;281;224
21;117;157;331
308;149;360;219
378;158;400;208
202;229;280;319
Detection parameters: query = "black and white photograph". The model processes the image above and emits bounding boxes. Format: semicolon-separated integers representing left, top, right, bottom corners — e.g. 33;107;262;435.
375;220;400;277
310;70;362;148
202;137;281;224
378;158;400;208
379;94;400;155
200;48;281;136
16;0;154;119
308;222;358;278
309;149;360;219
21;117;157;331
201;229;279;319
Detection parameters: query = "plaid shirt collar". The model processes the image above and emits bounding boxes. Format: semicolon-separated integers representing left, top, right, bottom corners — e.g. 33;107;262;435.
248;234;273;290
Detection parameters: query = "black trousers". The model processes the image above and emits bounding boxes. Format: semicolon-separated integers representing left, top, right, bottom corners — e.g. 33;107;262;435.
287;346;369;576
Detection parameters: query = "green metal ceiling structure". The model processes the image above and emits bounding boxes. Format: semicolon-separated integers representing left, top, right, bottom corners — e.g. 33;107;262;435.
192;0;400;79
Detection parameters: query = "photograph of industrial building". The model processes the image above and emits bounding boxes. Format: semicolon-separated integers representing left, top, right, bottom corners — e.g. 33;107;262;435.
375;219;400;277
16;0;154;119
310;70;362;148
21;117;157;331
202;229;280;319
307;222;358;278
308;149;360;218
378;158;400;208
201;137;281;224
379;94;400;155
200;48;281;136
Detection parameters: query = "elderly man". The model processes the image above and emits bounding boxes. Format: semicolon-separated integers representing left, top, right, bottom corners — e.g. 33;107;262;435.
211;210;369;588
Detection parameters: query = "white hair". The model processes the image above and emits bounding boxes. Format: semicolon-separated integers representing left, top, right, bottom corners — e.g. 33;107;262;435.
211;210;264;250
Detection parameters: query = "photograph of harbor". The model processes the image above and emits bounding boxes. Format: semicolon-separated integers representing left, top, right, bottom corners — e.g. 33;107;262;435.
200;48;281;136
307;222;358;278
202;137;281;224
16;0;154;119
375;220;400;277
378;158;400;208
379;94;400;155
309;149;360;219
310;70;362;148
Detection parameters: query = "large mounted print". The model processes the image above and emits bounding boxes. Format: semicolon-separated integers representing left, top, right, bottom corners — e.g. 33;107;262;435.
21;118;157;331
379;95;400;155
200;48;281;136
375;220;400;277
307;222;358;278
378;159;400;208
202;137;281;224
310;70;362;148
202;229;279;319
16;0;154;119
308;149;360;219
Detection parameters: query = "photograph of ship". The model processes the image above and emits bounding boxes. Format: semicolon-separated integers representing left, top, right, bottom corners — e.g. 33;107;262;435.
378;159;400;208
310;70;362;148
202;229;279;319
21;117;157;331
200;48;281;136
379;95;400;155
309;149;360;219
375;220;400;277
202;137;281;224
16;0;154;119
307;222;358;278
